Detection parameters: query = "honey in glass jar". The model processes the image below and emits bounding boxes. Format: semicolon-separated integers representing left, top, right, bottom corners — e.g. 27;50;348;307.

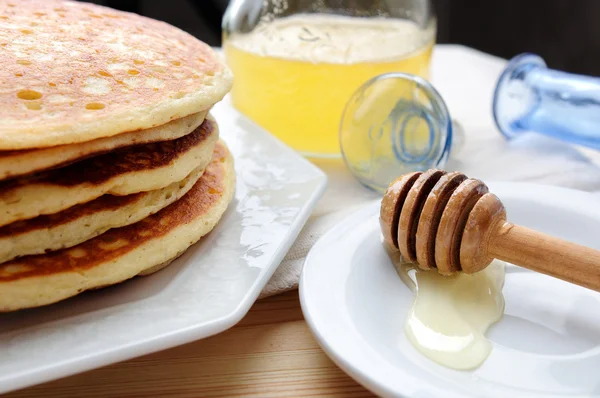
223;0;436;157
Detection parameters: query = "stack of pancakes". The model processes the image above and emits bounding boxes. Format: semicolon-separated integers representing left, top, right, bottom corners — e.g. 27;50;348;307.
0;0;235;311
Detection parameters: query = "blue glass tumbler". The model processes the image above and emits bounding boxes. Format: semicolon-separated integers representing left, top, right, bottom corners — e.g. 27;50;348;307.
339;73;453;193
493;53;600;149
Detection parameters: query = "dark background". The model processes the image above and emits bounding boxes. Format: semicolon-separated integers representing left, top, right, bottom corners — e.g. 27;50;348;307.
85;0;600;76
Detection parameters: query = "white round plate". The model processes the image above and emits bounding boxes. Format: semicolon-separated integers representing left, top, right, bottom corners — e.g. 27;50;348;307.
300;182;600;398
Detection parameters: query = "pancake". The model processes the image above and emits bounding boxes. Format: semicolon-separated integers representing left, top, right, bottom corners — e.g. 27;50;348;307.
0;0;232;150
0;140;235;312
0;116;218;227
0;166;204;264
0;111;207;181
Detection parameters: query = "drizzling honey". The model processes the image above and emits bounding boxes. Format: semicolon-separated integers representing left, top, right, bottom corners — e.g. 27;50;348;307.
387;246;505;370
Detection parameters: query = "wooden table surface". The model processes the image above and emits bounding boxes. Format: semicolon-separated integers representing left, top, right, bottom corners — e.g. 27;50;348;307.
7;291;374;398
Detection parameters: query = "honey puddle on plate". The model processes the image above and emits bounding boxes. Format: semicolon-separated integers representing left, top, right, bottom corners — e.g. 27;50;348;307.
388;248;506;370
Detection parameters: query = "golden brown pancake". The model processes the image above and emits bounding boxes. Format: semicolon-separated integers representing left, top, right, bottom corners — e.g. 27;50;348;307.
0;165;204;264
0;111;207;181
0;116;218;227
0;141;236;312
0;0;232;150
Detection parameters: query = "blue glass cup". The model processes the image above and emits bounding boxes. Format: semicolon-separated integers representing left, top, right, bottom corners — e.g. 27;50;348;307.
339;73;453;193
493;53;600;149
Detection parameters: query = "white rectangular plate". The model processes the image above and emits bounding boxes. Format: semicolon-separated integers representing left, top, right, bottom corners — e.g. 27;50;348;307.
0;97;327;394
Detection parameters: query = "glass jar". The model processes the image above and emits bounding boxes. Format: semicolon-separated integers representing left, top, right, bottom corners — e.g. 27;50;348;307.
222;0;437;157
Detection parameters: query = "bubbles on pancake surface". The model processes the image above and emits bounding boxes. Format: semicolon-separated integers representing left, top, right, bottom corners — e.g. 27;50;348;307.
17;90;42;100
25;103;42;111
85;102;105;110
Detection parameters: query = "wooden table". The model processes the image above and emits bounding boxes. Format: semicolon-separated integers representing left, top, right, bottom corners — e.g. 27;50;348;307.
7;291;374;398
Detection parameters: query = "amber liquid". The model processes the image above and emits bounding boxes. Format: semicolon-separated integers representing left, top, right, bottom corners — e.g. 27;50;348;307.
224;15;435;156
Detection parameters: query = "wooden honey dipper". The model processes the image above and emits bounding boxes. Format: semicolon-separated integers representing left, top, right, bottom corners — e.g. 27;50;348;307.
380;169;600;291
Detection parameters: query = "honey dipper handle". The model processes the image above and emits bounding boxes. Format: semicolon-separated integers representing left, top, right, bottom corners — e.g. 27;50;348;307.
488;223;600;292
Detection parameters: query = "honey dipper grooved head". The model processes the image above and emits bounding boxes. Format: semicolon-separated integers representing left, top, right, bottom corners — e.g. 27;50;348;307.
380;169;507;275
